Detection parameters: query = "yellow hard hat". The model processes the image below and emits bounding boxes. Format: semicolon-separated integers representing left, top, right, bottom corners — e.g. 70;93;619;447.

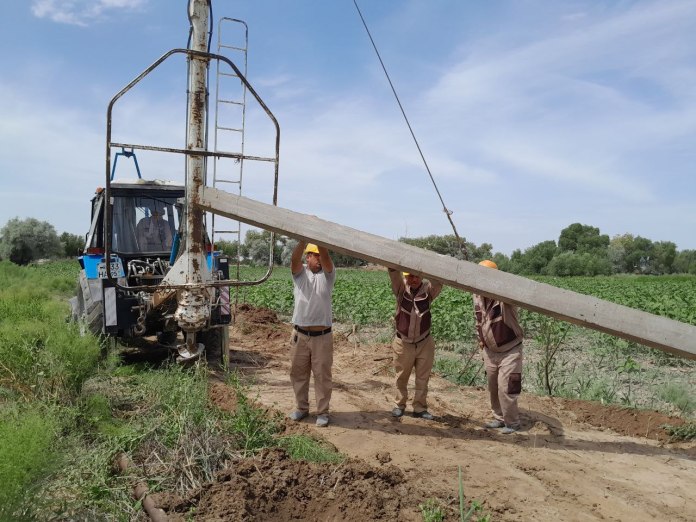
479;260;498;269
304;243;320;255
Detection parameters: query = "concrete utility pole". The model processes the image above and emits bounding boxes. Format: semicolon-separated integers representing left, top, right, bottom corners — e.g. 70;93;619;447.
173;0;212;356
199;187;696;360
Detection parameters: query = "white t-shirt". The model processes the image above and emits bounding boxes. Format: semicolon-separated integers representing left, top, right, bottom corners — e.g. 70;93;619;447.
291;266;336;327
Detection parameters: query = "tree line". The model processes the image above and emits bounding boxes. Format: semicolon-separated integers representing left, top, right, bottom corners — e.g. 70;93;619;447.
2;217;694;276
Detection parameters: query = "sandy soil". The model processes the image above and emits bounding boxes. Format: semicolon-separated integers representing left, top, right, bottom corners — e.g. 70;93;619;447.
163;305;696;521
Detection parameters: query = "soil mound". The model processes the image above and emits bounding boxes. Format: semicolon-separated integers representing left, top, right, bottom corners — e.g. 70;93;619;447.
159;448;439;521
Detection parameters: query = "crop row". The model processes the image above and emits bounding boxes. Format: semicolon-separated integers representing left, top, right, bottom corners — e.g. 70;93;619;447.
234;267;696;340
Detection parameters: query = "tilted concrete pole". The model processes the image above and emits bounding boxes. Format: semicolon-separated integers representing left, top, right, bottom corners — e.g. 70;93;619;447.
198;187;696;360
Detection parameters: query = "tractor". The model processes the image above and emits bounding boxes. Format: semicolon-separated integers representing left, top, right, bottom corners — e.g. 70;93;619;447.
70;0;279;366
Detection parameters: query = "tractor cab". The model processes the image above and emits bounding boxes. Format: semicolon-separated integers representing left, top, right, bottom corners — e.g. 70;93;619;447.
81;180;186;287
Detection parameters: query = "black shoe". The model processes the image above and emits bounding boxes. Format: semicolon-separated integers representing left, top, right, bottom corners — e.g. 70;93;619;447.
392;407;404;418
413;411;434;420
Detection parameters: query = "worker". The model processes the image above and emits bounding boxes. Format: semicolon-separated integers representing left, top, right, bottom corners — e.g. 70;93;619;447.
388;268;443;420
136;201;173;252
288;241;336;427
474;260;524;434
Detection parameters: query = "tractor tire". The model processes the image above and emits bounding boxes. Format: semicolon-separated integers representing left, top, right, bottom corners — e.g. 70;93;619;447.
199;326;228;370
73;277;104;337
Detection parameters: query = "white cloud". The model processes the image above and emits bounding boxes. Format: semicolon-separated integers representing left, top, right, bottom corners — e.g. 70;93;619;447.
31;0;147;27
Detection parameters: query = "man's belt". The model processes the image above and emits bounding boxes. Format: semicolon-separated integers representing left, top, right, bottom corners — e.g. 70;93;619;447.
294;325;332;337
396;331;431;343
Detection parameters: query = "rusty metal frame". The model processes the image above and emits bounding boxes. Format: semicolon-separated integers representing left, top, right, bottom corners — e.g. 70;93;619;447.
104;48;279;292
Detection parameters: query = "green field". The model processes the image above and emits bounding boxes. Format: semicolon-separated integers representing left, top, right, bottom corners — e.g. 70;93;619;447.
235;265;696;336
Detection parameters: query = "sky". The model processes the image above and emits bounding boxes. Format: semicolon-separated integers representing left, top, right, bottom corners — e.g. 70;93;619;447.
1;0;696;256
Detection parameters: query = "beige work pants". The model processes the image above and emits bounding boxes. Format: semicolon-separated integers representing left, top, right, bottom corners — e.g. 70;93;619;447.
392;334;435;413
289;330;333;415
483;343;523;428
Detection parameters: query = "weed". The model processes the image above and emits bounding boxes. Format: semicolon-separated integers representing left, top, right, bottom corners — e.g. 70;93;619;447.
530;315;570;396
662;422;696;442
419;498;446;522
0;403;62;518
434;349;485;387
458;465;490;522
227;372;282;456
277;434;345;464
658;383;696;416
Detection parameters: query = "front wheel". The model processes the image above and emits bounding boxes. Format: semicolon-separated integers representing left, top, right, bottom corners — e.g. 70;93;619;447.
198;326;228;370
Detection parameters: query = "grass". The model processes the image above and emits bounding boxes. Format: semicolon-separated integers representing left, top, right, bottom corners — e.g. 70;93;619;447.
419;498;446;522
0;403;62;515
3;259;693;519
0;260;349;519
662;422;696;442
658;382;696;416
277;434;345;464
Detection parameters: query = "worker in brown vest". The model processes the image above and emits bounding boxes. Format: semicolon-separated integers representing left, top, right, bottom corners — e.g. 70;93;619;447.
474;260;524;434
388;268;443;420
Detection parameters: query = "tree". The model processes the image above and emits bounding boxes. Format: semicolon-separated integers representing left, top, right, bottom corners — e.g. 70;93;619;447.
651;241;677;274
546;252;611;276
0;218;63;265
509;240;558;275
60;232;84;258
243;229;285;266
674;250;696;274
399;234;473;260
558;223;609;255
608;234;633;274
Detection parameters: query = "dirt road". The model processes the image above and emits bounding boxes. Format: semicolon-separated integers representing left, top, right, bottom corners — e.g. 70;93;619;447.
168;306;696;521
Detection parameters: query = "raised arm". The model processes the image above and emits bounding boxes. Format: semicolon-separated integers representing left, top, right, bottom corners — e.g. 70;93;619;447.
291;241;306;275
318;245;334;274
429;279;444;300
388;268;404;295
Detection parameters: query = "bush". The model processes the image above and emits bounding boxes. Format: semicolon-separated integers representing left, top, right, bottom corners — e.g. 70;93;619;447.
0;218;63;265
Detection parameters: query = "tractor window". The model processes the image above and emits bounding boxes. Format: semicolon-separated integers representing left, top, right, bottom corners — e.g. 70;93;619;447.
112;195;179;254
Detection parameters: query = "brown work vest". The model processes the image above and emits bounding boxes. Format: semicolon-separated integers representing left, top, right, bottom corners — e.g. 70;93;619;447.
395;282;435;343
474;295;523;353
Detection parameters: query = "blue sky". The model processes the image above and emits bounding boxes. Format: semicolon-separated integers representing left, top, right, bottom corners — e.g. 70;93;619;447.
2;0;696;255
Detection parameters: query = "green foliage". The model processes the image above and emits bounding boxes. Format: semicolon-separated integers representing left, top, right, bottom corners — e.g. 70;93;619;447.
658;383;695;416
244;229;285;266
434;348;486;387
419;498;446;522
509;240;557;275
529;315;570;395
673;249;696;275
60;231;84;258
277;434;345;464
662;422;696;441
0;403;62;518
0;261;98;402
558;223;609;255
0;217;63;265
546;251;612;276
227;372;282;456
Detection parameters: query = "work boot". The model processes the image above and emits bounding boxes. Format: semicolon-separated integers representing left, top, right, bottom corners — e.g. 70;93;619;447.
391;407;404;418
316;414;330;427
501;426;519;435
288;410;308;422
413;411;434;420
485;420;505;429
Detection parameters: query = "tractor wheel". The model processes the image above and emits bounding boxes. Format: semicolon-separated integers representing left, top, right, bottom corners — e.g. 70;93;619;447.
199;326;228;370
157;330;179;347
72;277;104;337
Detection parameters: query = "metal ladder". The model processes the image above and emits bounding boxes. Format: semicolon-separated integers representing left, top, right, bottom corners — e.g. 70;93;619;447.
211;17;249;279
